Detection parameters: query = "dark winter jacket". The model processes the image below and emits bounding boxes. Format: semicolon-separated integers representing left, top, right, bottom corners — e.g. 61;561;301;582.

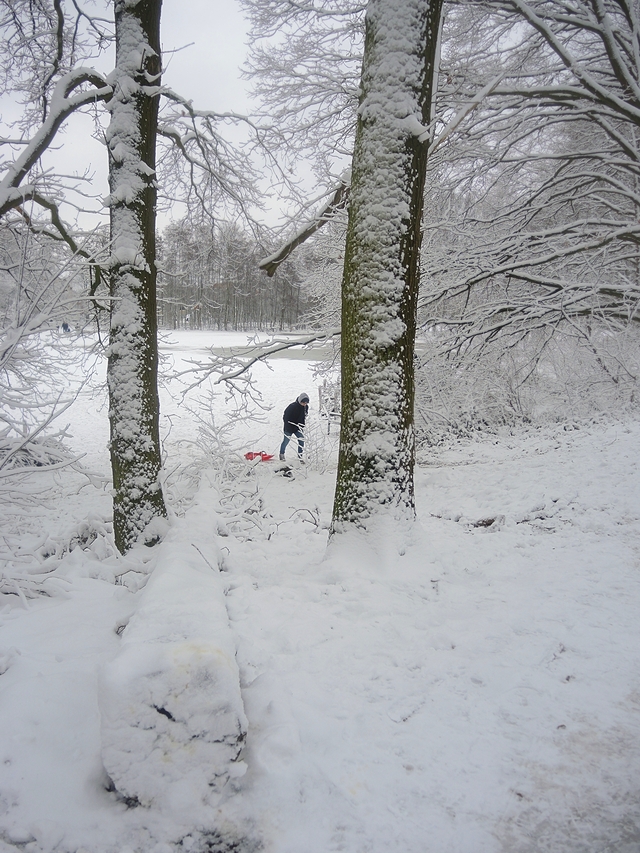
283;400;307;433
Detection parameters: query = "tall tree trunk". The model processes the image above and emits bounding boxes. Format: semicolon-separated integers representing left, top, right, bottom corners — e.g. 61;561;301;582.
107;0;167;553
331;0;442;532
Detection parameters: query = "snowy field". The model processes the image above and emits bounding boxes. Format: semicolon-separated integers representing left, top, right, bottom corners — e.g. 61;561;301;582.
1;330;639;853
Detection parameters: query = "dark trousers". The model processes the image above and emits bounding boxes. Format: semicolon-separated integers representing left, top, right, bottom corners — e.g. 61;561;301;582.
280;428;304;456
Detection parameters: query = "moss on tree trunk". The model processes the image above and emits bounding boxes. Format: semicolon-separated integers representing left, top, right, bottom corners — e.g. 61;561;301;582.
107;0;167;553
332;0;442;532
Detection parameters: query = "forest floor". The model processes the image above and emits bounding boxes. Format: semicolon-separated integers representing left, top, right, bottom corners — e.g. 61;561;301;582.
0;331;638;853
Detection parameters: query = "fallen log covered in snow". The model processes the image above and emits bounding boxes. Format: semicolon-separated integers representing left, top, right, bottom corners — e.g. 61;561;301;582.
98;511;247;810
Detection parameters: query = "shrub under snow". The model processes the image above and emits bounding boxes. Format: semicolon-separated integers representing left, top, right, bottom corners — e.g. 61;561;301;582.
98;507;248;811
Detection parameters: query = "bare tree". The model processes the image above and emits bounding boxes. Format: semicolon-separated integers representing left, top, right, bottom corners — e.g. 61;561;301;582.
330;0;443;532
247;0;640;339
420;0;640;349
242;0;364;177
104;0;166;552
0;0;262;551
0;222;101;532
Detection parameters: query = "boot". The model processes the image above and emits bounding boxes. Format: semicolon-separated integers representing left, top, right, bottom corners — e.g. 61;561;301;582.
279;453;285;461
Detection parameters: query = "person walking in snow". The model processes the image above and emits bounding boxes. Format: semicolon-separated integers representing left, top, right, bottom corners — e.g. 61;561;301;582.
279;393;309;461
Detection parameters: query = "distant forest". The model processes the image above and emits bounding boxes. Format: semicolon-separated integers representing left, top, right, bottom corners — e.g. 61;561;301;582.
158;222;307;331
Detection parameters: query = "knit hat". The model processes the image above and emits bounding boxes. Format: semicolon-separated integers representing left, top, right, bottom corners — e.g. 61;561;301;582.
298;393;310;404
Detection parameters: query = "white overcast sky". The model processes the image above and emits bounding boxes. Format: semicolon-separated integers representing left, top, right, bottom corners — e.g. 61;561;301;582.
161;0;251;113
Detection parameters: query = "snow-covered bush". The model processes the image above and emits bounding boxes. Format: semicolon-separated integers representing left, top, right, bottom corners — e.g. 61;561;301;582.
0;515;126;601
99;489;248;811
0;225;100;511
415;326;640;448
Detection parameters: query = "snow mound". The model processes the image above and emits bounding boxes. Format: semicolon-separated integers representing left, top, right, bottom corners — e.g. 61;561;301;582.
98;494;247;811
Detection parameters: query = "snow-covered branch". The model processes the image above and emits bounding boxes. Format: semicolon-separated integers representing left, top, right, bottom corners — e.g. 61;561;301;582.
259;181;349;275
173;330;341;393
0;68;111;218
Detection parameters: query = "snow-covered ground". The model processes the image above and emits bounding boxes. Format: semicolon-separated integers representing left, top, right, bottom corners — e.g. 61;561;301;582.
1;330;639;853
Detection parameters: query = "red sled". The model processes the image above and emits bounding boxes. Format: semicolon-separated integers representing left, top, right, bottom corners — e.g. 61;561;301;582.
244;451;274;461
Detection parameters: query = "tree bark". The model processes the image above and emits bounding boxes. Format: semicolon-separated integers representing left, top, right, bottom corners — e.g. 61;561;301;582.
331;0;442;532
107;0;167;553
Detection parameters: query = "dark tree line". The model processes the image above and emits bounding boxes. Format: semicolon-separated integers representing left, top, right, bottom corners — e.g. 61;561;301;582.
158;221;307;331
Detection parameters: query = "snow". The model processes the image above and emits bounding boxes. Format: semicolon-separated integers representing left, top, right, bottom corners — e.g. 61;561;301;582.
99;475;247;811
1;330;640;852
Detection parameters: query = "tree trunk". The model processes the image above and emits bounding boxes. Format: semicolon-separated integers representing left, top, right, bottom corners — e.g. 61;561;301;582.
331;0;442;532
107;0;167;553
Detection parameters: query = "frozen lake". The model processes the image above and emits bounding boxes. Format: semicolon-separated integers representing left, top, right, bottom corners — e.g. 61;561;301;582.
67;329;337;473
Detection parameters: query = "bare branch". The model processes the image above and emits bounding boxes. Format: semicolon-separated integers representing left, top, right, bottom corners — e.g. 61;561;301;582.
0;68;111;217
259;181;350;275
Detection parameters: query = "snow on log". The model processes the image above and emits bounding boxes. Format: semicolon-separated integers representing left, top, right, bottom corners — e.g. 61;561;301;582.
98;491;247;810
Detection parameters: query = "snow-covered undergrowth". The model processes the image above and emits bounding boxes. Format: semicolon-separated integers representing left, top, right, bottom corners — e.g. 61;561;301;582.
415;328;640;447
0;331;639;853
99;475;248;813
